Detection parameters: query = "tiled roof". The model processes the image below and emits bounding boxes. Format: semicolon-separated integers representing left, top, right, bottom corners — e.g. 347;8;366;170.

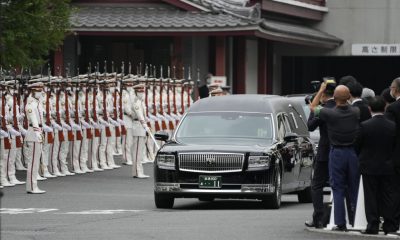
70;5;258;32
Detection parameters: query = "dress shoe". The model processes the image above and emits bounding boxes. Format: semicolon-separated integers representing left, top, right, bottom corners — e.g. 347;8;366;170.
27;188;46;194
37;175;47;181
305;220;323;229
110;164;121;169
62;171;75;176
124;161;133;166
53;171;66;177
134;174;150;179
93;167;104;172
74;169;85;174
84;168;94;173
100;164;112;170
16;166;27;171
331;225;347;232
0;179;15;187
9;179;26;185
43;172;56;178
362;230;378;235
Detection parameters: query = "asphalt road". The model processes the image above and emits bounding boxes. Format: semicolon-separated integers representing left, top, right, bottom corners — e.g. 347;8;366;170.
0;156;380;240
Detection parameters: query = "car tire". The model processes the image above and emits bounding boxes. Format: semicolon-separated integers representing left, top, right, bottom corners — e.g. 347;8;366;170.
297;187;312;203
198;197;214;202
154;192;174;209
262;165;282;209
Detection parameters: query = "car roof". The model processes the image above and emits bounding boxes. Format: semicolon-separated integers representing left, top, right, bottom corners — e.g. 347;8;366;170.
188;94;290;113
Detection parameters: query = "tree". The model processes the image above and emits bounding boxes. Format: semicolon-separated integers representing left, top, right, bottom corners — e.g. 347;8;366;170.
0;0;72;68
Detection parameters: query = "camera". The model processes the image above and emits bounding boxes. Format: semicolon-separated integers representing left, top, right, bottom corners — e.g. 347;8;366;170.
323;77;337;94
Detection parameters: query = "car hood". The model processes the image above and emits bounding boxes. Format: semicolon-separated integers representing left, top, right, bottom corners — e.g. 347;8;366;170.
160;137;275;153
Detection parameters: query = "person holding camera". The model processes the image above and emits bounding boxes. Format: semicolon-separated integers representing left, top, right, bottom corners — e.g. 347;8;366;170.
305;79;336;229
310;83;360;232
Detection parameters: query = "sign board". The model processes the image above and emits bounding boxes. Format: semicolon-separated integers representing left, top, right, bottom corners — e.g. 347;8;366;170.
210;76;227;87
352;44;400;56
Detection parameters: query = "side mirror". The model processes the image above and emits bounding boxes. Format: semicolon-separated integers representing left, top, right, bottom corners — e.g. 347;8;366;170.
284;132;298;142
154;131;169;142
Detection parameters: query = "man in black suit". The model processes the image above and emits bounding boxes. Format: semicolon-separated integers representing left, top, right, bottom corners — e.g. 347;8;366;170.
385;77;400;232
356;96;397;234
305;84;336;228
348;81;372;122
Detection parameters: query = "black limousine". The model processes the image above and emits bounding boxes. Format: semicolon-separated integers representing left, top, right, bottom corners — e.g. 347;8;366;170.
154;95;314;209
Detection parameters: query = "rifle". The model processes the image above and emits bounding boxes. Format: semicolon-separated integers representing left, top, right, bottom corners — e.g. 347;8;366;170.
93;63;101;138
119;63;126;136
1;86;11;149
166;69;174;130
74;72;83;141
102;61;112;137
85;65;93;139
64;67;74;141
55;68;65;142
111;62;121;138
151;69;161;132
158;68;168;131
13;70;23;147
45;66;54;144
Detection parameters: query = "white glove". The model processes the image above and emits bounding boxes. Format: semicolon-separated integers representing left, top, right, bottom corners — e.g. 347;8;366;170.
109;118;119;126
81;120;91;129
20;128;27;136
7;126;21;137
35;132;43;143
42;124;53;133
71;122;81;131
51;120;63;131
61;121;72;131
99;118;110;127
0;129;9;137
90;120;100;129
117;119;125;126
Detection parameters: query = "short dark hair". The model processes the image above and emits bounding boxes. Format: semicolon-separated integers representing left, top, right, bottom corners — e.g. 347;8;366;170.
394;77;400;91
381;88;396;103
347;81;363;98
368;96;386;113
339;75;357;86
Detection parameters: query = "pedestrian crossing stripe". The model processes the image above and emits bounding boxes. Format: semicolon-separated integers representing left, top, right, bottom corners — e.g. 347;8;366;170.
61;210;144;215
0;208;59;214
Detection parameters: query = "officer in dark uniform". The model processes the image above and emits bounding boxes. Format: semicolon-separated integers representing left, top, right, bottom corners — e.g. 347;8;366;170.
311;84;360;232
305;82;336;228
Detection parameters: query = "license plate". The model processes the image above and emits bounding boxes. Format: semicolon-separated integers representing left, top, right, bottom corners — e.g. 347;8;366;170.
199;176;222;189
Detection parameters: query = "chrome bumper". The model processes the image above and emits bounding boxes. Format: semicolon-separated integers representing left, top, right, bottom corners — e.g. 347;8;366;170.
155;182;275;194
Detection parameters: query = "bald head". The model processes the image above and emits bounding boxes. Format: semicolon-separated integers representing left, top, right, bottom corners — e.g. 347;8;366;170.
334;85;351;105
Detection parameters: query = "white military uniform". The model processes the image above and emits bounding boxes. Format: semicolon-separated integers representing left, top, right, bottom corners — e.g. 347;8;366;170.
78;87;93;173
97;89;112;170
3;92;25;186
57;91;74;176
41;90;56;179
122;87;134;166
88;88;103;172
130;90;149;178
49;89;65;177
70;88;84;174
105;88;120;169
1;90;14;187
24;92;45;194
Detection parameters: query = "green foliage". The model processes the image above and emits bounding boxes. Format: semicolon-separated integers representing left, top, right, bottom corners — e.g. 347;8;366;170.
0;0;72;68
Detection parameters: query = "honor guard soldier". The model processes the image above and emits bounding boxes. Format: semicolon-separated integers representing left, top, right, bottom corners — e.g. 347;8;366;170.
131;83;150;178
24;81;46;194
121;78;135;166
1;81;14;187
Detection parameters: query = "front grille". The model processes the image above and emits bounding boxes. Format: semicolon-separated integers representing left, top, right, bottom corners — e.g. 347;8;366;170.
178;153;244;173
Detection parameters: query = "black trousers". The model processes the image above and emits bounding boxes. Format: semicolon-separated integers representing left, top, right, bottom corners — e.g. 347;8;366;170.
311;161;329;223
363;174;397;233
394;174;400;230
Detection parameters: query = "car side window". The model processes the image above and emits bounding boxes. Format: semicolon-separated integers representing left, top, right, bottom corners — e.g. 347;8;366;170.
277;114;287;140
283;114;292;133
289;112;299;130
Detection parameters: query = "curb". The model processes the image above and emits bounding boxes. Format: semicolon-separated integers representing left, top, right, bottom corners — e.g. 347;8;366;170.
306;227;400;239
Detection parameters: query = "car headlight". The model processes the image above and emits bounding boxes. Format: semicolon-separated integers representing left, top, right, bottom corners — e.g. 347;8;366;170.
156;154;175;170
248;156;270;170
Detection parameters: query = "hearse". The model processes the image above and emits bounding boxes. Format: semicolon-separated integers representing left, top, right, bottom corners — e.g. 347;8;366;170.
154;95;314;209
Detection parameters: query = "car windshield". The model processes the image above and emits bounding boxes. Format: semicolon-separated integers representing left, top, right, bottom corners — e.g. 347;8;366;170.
176;112;274;141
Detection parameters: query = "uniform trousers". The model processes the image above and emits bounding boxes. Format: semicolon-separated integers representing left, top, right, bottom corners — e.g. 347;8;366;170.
15;147;25;170
132;136;146;177
122;128;133;165
90;130;101;170
311;160;329;223
106;126;117;167
58;131;70;173
394;173;400;230
71;132;82;172
50;131;61;174
79;130;89;171
329;146;359;227
1;143;11;184
115;132;122;154
23;141;42;192
41;133;52;174
6;139;20;182
363;174;397;233
98;128;109;168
